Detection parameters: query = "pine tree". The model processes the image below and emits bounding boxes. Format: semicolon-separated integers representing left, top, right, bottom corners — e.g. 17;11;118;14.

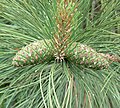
0;0;120;108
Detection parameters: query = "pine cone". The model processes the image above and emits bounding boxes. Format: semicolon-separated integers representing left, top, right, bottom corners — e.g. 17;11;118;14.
12;40;53;66
67;43;109;69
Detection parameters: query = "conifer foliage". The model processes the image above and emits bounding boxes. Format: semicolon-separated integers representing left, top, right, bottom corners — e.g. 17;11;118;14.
0;0;120;108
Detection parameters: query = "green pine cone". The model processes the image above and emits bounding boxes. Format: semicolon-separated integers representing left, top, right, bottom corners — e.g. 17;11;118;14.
67;43;109;69
12;40;53;67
